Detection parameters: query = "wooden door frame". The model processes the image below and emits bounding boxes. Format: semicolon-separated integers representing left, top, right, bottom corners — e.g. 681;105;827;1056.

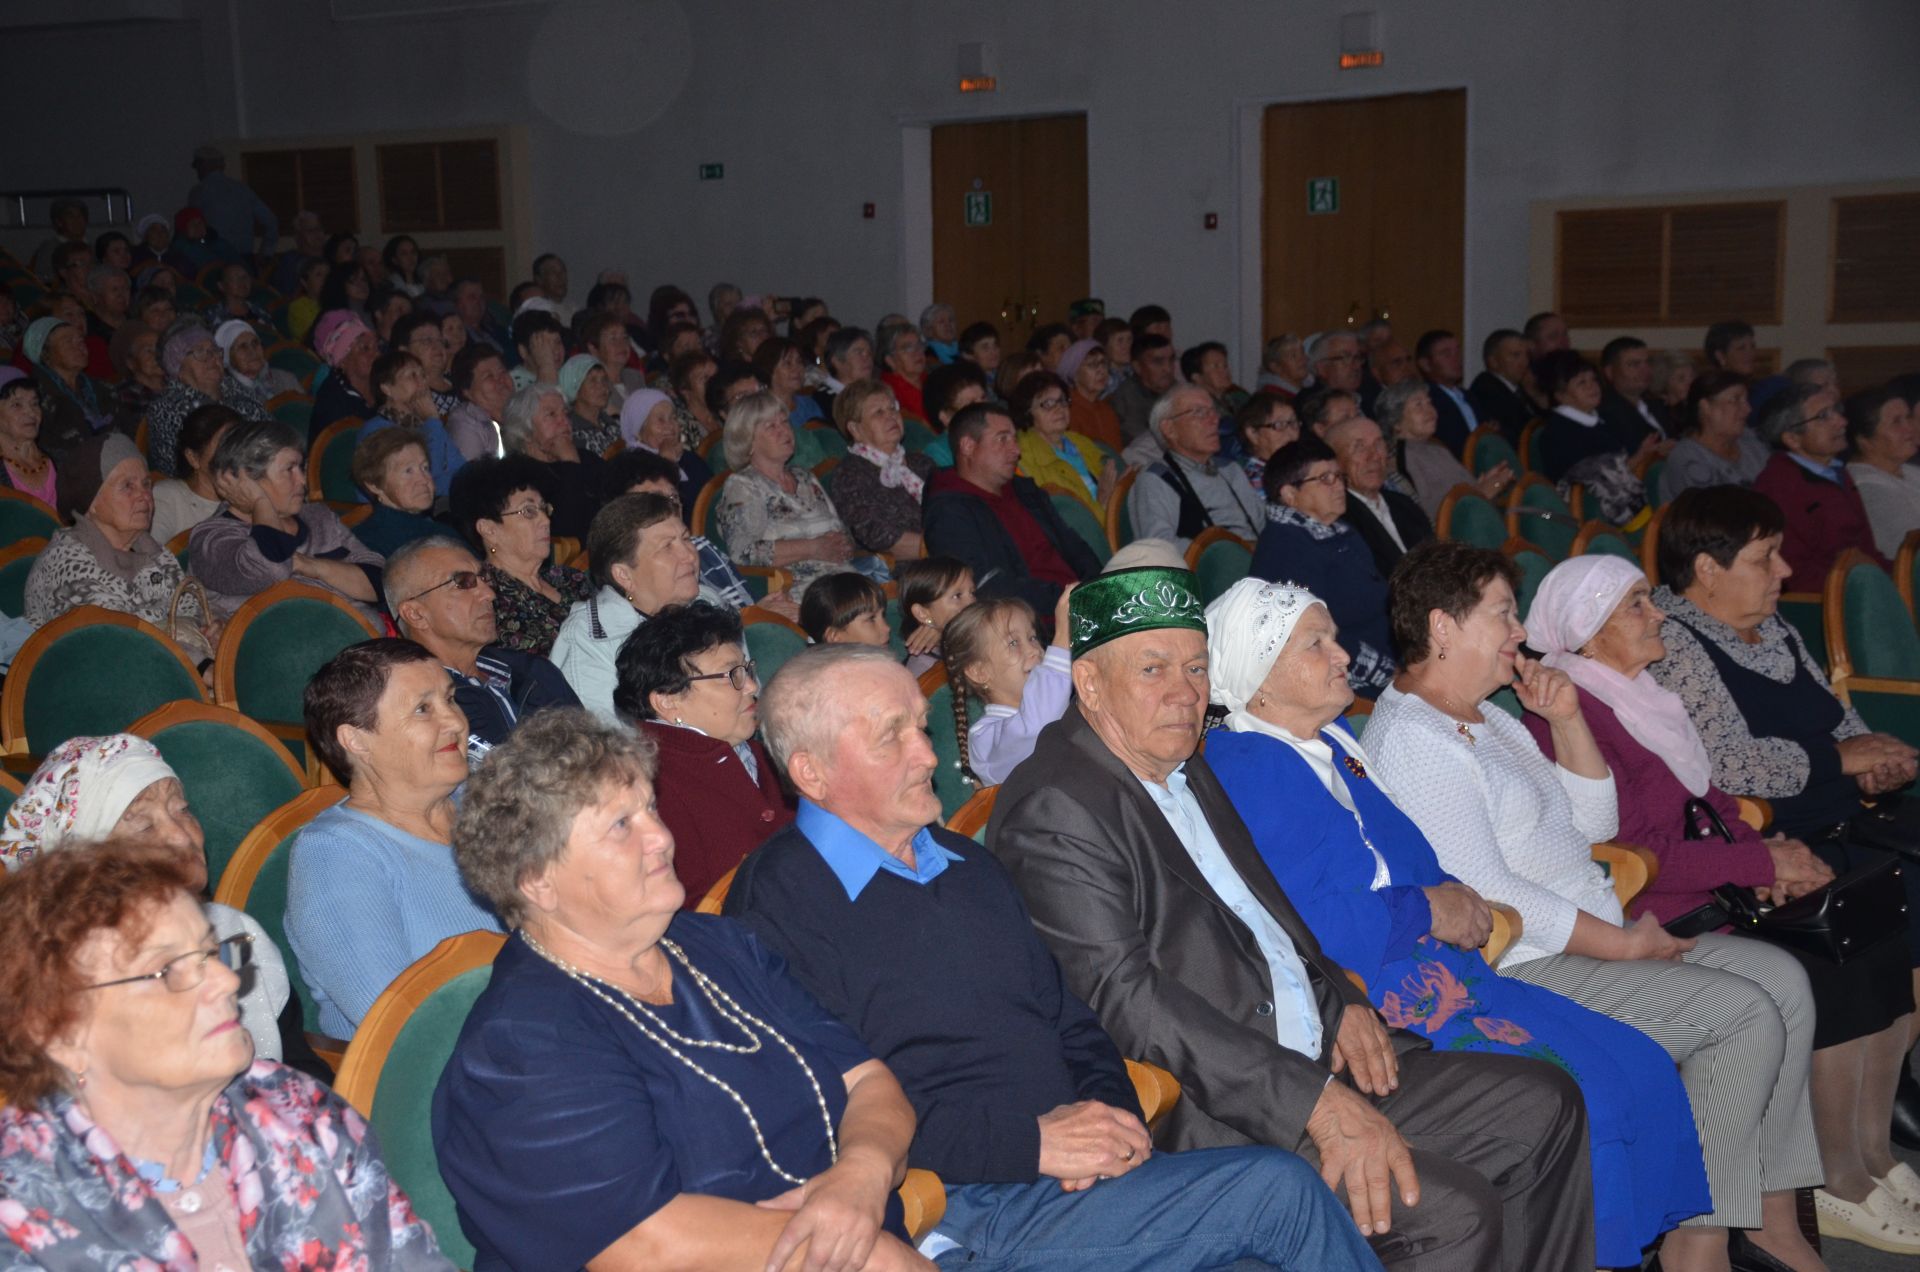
897;102;1093;326
1231;82;1475;382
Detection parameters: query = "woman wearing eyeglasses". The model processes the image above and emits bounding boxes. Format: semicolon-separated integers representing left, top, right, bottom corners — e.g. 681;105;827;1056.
1010;369;1118;523
450;455;593;658
287;639;503;1040
611;602;794;908
829;379;937;557
1251;436;1397;697
0;841;456;1270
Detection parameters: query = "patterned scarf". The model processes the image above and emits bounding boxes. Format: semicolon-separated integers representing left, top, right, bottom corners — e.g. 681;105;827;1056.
848;443;924;501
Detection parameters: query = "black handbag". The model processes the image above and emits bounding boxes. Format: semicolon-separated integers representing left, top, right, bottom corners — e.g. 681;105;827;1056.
1709;858;1908;965
1681;797;1735;843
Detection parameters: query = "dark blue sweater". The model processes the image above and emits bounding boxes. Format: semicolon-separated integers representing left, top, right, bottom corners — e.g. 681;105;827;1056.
723;824;1141;1184
1249;516;1394;672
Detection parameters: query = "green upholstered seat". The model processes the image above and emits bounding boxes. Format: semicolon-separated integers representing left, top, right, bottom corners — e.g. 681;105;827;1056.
1511;548;1555;624
14;619;203;755
1192;536;1253;605
246;828;322;1030
924;680;984;819
313;425;362;504
1842;559;1920;680
227;594;376;729
1467;432;1518;478
1049;493;1112;567
901;417;938;455
1580;531;1639;564
0;546;40;617
271;396;314;430
1642;459;1667;508
744;618;809;685
1487;687;1524;720
703;430;729;471
269;346;321;380
806;426;848;461
885;598;907;660
1777;596;1827;675
143;717;306;890
365;965;492;1271
0;498;59;551
1442;491;1506;550
1512;483;1576;560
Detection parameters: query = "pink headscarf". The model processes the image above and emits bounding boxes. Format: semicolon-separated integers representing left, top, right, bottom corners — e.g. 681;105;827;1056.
1056;339;1101;390
313;310;373;369
1526;555;1714;795
619;388;674;449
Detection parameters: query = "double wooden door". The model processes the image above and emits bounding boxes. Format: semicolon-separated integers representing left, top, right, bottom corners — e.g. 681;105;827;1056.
1261;90;1466;344
931;114;1089;341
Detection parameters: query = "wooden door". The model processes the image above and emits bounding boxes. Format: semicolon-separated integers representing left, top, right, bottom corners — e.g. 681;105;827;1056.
931;114;1089;342
1261;90;1465;345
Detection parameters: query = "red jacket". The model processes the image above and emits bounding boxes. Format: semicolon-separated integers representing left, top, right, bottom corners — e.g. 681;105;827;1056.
642;721;795;909
1751;451;1887;589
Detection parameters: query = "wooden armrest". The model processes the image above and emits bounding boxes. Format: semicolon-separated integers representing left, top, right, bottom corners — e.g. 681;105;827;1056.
1125;1058;1182;1132
1734;796;1772;833
1591;841;1659;909
1485;902;1522;966
307;1032;349;1074
896;1168;946;1240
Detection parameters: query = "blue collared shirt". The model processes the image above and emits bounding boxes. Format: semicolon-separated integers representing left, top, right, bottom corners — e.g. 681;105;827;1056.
1786;450;1846;484
796;800;963;901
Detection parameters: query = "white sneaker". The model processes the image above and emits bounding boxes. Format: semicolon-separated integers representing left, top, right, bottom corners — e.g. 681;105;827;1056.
1815;1185;1920;1254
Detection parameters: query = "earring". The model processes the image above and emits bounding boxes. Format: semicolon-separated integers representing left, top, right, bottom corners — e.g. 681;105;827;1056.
72;1071;87;1090
674;717;684;725
1437;648;1447;661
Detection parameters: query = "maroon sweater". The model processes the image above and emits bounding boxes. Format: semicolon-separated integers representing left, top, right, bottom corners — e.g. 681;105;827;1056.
642;721;796;909
1525;693;1773;924
1751;451;1887;589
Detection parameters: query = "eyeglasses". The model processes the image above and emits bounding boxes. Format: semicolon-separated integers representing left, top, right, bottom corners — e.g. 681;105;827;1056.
499;502;554;522
1032;396;1070;412
407;570;482;603
88;934;253;993
1170;404;1217;424
687;660;759;692
1796;405;1842;428
1292;470;1346;489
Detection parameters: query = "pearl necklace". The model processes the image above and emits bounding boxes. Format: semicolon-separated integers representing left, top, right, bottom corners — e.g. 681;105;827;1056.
520;930;836;1185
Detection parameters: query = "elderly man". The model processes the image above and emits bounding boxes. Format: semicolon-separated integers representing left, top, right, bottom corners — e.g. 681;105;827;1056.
988;567;1595;1272
1468;328;1537;444
1525;310;1570;366
724;644;1384;1272
1110;334;1177;443
270;210;327;294
1361;342;1416;419
1125;385;1265;550
1413;329;1479;456
385;537;578;767
1752;382;1888;583
530;252;573;325
1325;412;1433;577
1307;331;1364;396
924;403;1099;613
1597;336;1673;452
1257;333;1311;401
188;145;278;265
919;302;960;364
454;278;516;367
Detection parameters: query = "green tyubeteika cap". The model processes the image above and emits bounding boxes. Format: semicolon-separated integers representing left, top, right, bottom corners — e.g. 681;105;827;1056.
1068;566;1207;659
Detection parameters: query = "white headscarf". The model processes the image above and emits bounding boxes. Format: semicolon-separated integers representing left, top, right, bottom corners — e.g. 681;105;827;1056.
0;735;178;870
1526;555;1714;796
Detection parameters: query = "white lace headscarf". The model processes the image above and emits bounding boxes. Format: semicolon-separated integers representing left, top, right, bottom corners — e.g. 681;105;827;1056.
0;735;178;870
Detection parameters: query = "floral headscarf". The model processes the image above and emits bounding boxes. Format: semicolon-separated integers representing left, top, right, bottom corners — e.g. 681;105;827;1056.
0;735;177;871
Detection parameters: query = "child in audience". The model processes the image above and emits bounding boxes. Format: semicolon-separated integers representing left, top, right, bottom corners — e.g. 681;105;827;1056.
898;555;975;675
799;571;891;645
944;586;1073;786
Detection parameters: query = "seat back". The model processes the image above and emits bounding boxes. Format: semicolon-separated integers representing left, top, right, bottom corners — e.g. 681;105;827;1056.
1828;550;1920;682
268;393;314;432
1519;418;1546;472
0;536;46;617
1507;475;1576;560
0;771;20;821
1045;488;1112;567
334;931;505;1272
212;785;344;1034
742;608;810;684
1507;543;1555;623
1184;527;1253;603
900;417;938;455
1571;522;1637;563
1641;458;1667;508
130;702;308;890
945;784;1000;843
307;418;364;504
691;472;730;548
3;608;207;756
1104;467;1139;552
1776;593;1827;675
1898;529;1920;622
0;489;61;550
1462;427;1517;478
215;582;382;735
1435;485;1506;549
919;663;983;818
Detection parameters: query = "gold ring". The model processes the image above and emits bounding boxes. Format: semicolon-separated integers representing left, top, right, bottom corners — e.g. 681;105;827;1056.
1122;1148;1135;1161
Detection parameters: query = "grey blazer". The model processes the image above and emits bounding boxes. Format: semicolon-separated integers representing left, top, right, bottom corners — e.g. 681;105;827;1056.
988;705;1426;1152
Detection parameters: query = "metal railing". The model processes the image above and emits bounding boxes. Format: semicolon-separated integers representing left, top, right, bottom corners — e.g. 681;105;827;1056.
0;188;136;230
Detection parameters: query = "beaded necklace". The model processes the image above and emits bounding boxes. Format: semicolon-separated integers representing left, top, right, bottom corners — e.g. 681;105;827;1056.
521;930;836;1185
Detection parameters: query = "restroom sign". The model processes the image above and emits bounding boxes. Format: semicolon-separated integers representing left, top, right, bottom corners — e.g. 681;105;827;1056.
964;191;993;227
1307;177;1340;215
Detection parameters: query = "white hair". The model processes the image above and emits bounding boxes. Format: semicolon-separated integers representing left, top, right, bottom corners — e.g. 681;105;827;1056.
760;644;908;777
1148;384;1212;442
1305;330;1356;366
721;390;790;470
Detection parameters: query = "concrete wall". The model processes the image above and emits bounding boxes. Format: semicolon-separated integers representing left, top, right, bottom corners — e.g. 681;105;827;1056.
9;0;1919;366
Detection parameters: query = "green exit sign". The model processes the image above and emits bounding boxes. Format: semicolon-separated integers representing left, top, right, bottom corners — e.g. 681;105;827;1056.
1306;176;1339;215
698;163;724;181
964;191;992;227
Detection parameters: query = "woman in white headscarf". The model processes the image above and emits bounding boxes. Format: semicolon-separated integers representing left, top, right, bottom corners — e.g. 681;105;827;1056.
0;735;296;1066
1203;576;1710;1268
1526;554;1920;1246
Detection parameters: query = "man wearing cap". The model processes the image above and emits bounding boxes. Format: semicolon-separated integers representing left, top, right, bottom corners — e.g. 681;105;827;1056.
1068;298;1105;343
989;567;1596;1272
722;642;1385;1272
188;145;279;268
309;311;380;439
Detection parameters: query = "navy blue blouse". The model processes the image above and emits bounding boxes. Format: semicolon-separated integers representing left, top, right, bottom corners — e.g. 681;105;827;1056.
432;915;897;1272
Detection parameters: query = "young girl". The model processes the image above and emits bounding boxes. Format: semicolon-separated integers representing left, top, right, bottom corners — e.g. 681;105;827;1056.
898;556;975;676
799;571;892;645
944;585;1073;786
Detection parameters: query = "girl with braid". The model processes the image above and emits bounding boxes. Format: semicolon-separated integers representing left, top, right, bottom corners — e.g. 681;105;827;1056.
943;586;1075;786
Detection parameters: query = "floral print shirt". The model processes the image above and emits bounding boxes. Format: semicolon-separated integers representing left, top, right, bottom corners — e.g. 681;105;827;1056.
483;561;593;657
0;1061;453;1271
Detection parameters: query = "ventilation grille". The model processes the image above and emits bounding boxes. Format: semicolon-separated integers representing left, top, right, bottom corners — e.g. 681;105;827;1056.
1557;201;1783;326
1832;194;1920;323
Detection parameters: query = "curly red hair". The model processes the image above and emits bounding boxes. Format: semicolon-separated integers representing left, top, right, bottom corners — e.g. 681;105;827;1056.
0;841;196;1107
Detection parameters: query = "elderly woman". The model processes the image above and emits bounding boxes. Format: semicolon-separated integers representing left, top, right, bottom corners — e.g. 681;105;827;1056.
449;455;592;657
1652;348;1698;423
719;390;885;597
499;382;605;539
362;349;467;498
1009;369;1116;522
1231;393;1299;493
25;315;118;461
1055;338;1124;453
1845;383;1920;558
0;843;453;1269
190;417;385;623
877;323;929;420
432;710;923;1272
216;318;301;401
309;310;380;436
611;602;794;906
622;385;713;513
0;366;59;510
668;346;722;451
148;323;270;477
446;343;511;461
1374;380;1509;520
1203;578;1708;1267
605;449;769;615
829;379;935;557
1527;555;1920;1248
1251;438;1395;697
755;335;829;430
152;403;236;545
351;427;445;556
1659;372;1771;503
551;493;702;720
289;639;502;1039
1364;539;1827;1272
561;352;621;455
110;321;167;421
25;433;220;661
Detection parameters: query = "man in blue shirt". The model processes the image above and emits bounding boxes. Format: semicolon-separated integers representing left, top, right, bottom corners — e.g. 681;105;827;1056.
187;145;279;267
728;643;1381;1271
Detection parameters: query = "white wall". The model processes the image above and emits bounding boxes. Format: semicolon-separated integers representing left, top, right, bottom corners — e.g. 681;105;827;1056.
10;0;1920;368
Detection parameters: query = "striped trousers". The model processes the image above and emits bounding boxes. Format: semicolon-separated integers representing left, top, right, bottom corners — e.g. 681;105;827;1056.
1503;932;1822;1229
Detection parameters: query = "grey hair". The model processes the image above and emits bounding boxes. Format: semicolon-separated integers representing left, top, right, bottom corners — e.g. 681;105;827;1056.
1758;383;1828;449
1373;379;1428;440
86;264;127;293
499;383;564;454
381;535;476;628
1357;319;1392;342
1784;358;1835;390
760;643;908;777
1648;349;1695;397
722;389;790;470
918;303;955;335
209;417;303;481
1305;330;1356;366
824;326;872;373
877;321;917;359
1148;384;1210;442
453;708;658;927
1262;333;1302;368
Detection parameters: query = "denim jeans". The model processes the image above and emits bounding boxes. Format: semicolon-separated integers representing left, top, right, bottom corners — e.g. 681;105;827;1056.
927;1145;1382;1271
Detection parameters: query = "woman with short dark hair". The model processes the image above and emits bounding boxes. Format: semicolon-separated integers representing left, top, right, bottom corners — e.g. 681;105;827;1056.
289;638;501;1039
1010;369;1116;520
1659;372;1769;502
351;427;444;556
1845;383;1920;558
829;379;935;557
450;454;591;657
151;402;237;544
363;348;467;498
